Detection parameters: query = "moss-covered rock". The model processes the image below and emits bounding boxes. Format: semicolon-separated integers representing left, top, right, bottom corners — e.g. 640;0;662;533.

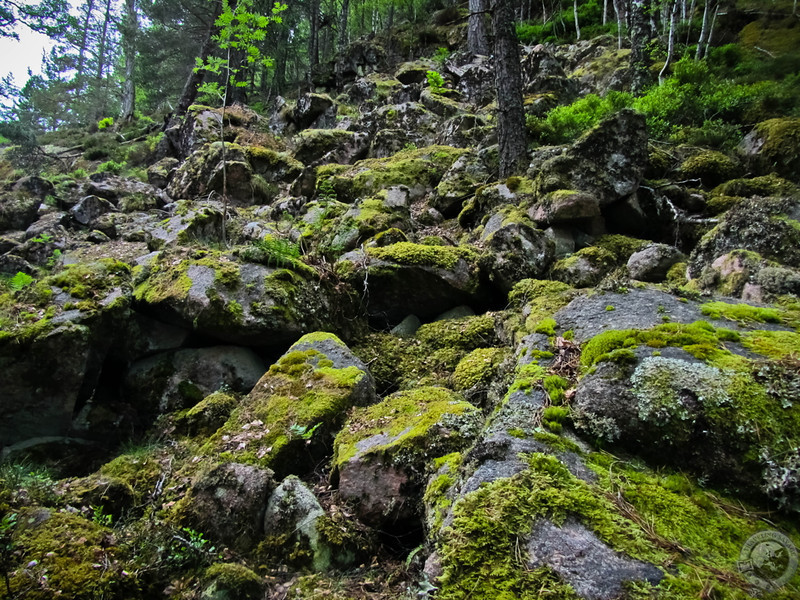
479;206;555;293
688;196;800;279
244;145;303;182
204;332;376;476
336;242;486;326
177;462;274;552
431;151;491;217
333;386;481;527
532;109;648;207
528;189;601;226
132;248;351;346
9;509;139;599
452;347;510;393
200;563;264;600
293;129;369;165
176;390;239;437
679;150;738;187
0;191;40;232
315;145;465;203
741;118;800;182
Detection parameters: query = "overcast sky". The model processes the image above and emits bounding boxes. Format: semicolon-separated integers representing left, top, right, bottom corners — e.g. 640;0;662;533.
1;27;55;89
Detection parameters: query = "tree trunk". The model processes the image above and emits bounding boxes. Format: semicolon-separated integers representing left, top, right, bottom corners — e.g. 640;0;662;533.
603;0;608;25
704;1;719;57
309;0;320;67
95;0;112;80
120;0;138;122
75;0;95;83
629;0;651;94
573;0;581;40
338;0;350;53
175;0;223;118
492;0;527;178
468;0;490;56
659;0;677;83
696;0;709;59
613;0;624;49
272;25;288;96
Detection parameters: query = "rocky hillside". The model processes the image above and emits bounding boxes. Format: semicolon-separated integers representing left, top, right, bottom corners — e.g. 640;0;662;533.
1;4;800;599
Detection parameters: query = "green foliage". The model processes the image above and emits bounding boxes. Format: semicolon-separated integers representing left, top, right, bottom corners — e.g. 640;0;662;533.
95;160;124;174
196;0;286;103
250;235;301;268
91;505;113;527
426;70;445;94
528;92;633;144
96;117;113;129
433;47;450;67
9;272;33;292
170;526;218;568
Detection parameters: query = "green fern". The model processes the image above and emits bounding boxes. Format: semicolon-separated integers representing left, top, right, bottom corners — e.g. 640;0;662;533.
9;272;33;292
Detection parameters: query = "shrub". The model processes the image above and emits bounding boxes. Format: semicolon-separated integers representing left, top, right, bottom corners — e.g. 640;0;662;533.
426;70;446;94
97;117;114;129
528;91;633;144
95;160;125;174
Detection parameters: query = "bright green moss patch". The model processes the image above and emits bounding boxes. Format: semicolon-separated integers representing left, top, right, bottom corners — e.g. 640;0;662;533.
581;321;741;367
206;334;369;473
700;301;783;325
367;241;478;270
452;347;509;391
741;330;800;359
436;450;800;600
416;314;497;350
507;279;578;333
47;258;131;302
333;386;478;467
533;317;557;335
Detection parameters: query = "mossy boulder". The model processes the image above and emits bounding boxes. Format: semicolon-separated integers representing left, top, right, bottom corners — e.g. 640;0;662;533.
322;194;411;253
420;89;461;118
121;346;264;418
679;150;738;187
626;243;685;283
244;145;303;183
370;104;441;155
573;322;800;507
293;129;369;165
431;152;490;217
176;390;239;437
9;509;139;599
260;475;347;571
532;109;647;206
200;563;264;600
528;189;601;226
688;196;800;279
145;199;225;248
292;93;336;130
147;156;180;189
132;248;348;346
204;332;376;477
741;118;800;182
479;206;555;293
167;142;264;206
316;144;465;203
336;242;485;326
178;462;275;552
0;191;40;232
333;386;481;527
394;60;435;84
452;347;510;396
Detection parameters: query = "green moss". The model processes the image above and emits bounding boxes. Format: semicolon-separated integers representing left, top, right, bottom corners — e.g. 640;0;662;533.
700;301;783;325
424;452;463;534
10;510;137;600
100;445;164;505
177;391;238;436
452;347;509;391
533;317;557;335
741;330;800;359
47;259;131;302
581;321;742;367
680;150;738;187
507;279;577;335
416;314;497;351
543;375;570;405
711;173;798;200
315;145;466;202
367;241;478;270
333;386;477;467
202;562;262;597
436;450;800;600
205;334;368;473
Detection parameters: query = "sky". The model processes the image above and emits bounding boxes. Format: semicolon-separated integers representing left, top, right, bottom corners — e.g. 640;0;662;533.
0;27;57;89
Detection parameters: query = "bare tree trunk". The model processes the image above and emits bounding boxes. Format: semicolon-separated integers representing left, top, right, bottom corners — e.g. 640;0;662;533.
574;0;581;39
175;0;223;118
468;0;490;55
95;0;112;80
76;0;95;82
492;0;527;178
704;1;719;57
630;0;651;94
614;0;624;49
603;0;608;25
696;0;709;59
659;0;677;83
309;0;320;68
338;0;350;52
120;0;138;122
